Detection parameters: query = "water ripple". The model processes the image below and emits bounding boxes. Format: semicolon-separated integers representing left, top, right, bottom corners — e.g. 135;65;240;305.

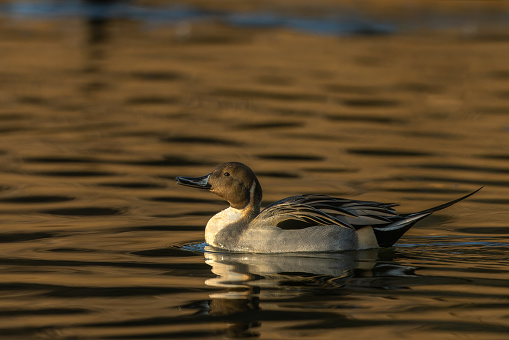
409;163;509;174
119;156;216;167
42;207;124;216
256;171;299;178
326;114;406;124
348;148;434;157
162;136;243;146
0;232;54;243
34;170;117;177
0;195;73;204
256;154;324;161
235;121;304;130
24;156;97;164
125;96;180;105
340;98;400;107
150;196;218;204
213;88;326;102
99;182;165;189
130;71;183;81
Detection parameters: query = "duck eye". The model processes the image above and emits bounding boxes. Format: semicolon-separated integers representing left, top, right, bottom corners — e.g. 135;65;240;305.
224;172;230;176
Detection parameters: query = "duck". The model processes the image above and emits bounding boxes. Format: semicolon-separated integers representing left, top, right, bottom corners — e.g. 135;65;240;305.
176;162;481;253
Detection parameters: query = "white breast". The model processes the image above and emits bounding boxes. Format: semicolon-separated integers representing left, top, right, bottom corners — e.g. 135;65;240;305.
205;207;243;246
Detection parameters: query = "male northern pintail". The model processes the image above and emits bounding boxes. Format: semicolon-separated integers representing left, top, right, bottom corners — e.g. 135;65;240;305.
176;162;481;253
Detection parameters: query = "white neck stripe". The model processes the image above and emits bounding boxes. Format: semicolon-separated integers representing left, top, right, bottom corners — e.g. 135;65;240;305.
248;180;256;205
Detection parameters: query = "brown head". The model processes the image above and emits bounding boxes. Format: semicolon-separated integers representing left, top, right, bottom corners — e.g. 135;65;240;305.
176;162;262;210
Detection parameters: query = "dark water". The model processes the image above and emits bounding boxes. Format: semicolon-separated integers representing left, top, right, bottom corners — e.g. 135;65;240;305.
1;1;509;339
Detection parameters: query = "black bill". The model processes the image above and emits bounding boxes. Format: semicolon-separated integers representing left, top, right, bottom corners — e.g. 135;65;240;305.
176;174;211;189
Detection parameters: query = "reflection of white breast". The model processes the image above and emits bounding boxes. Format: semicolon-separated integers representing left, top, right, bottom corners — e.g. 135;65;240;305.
205;206;243;246
204;248;362;283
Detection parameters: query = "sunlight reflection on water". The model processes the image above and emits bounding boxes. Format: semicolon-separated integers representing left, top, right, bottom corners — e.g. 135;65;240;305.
0;0;509;339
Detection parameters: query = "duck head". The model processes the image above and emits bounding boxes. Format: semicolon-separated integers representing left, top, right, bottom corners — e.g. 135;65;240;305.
176;162;262;210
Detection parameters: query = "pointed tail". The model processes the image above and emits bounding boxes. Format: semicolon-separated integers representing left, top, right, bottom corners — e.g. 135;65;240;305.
373;187;482;247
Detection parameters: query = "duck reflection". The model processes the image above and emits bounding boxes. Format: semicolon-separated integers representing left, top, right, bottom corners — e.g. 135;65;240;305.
193;246;416;337
205;247;360;292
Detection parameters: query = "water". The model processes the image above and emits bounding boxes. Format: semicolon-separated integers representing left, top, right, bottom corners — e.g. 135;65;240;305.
1;0;509;339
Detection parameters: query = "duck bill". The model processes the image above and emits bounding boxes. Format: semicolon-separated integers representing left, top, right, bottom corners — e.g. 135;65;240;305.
176;174;211;189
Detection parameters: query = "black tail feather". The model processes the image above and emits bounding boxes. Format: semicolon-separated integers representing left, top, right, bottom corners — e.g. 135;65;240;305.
404;186;483;218
373;187;482;248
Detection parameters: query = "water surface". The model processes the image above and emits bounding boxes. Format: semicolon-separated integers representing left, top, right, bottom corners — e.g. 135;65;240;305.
1;1;509;339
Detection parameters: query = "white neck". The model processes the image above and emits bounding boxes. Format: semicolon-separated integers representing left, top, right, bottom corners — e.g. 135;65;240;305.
205;180;259;247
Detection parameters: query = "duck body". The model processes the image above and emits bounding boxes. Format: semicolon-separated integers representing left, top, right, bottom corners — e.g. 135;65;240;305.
207;206;359;252
176;162;480;253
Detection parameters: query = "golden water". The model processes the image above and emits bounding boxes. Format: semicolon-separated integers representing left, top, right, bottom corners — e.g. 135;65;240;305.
0;1;509;339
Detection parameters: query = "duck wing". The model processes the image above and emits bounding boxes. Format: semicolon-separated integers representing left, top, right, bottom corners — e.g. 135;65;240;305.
265;194;399;229
261;188;481;247
256;201;355;230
